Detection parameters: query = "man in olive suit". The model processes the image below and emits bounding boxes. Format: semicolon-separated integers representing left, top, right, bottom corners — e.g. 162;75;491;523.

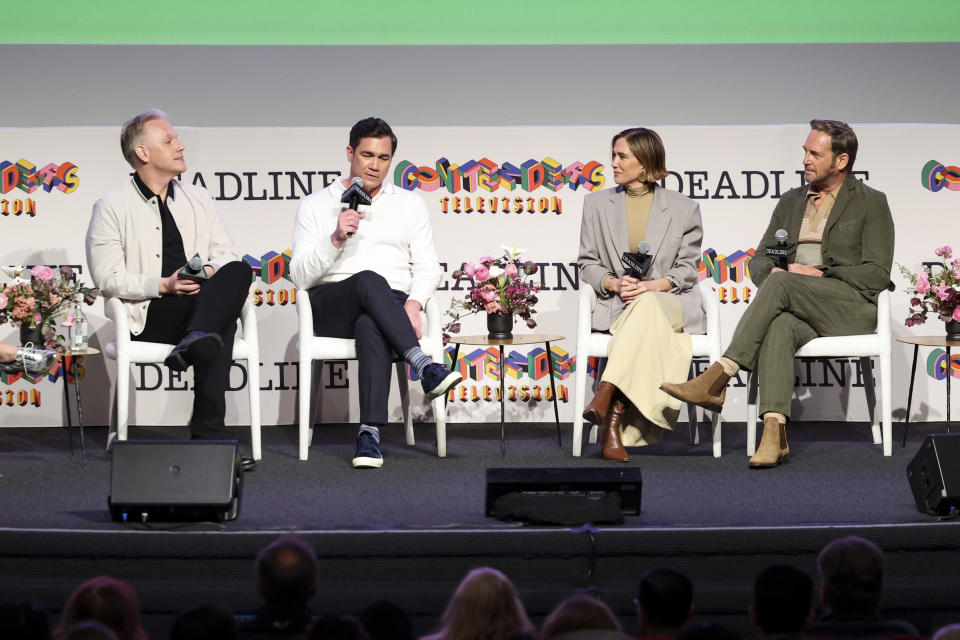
661;119;894;468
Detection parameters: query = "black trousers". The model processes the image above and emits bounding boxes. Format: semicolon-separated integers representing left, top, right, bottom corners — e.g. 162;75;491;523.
133;261;252;439
308;270;420;425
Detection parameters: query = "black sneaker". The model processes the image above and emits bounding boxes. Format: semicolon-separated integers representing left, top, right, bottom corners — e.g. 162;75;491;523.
351;431;383;469
420;362;462;401
164;331;223;371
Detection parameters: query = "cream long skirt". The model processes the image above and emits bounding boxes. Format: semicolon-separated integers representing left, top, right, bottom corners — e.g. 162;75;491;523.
601;292;692;446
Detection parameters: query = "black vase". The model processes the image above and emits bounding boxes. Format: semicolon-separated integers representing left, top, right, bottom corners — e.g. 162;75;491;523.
486;312;514;340
19;323;43;347
947;319;960;342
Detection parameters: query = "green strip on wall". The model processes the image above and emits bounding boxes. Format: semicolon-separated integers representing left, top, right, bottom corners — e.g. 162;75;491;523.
7;0;957;45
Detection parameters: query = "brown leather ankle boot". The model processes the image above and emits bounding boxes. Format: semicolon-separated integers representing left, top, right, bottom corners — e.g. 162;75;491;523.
602;398;629;462
749;416;788;468
583;381;617;425
659;361;730;412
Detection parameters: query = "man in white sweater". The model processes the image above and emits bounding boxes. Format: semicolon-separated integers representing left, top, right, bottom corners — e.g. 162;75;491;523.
86;109;254;468
291;117;460;468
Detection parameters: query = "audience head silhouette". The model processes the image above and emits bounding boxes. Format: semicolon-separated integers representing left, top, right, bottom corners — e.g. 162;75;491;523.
541;593;622;638
816;536;884;616
53;577;147;640
637;567;694;638
170;604;236;640
751;564;813;636
257;534;318;608
421;567;533;640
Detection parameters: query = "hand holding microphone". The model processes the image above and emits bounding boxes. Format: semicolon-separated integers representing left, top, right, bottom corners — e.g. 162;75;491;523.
339;176;372;238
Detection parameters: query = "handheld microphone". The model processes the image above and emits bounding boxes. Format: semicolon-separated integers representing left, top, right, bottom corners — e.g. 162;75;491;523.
340;177;372;237
621;241;654;278
177;253;209;283
765;228;797;270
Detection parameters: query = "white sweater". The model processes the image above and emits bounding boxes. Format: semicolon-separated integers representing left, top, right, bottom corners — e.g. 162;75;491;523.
290;178;442;305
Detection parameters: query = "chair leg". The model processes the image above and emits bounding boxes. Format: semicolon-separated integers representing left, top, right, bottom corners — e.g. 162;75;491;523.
247;356;262;461
113;356;131;449
880;350;893;456
687;403;699;445
687;363;701;446
746;371;758;456
432;394;447;458
588;359;606;445
395;362;414;446
571;350;589;457
710;409;722;458
298;356;313;461
861;356;881;446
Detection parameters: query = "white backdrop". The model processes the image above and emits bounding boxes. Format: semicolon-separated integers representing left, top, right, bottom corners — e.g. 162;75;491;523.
1;124;958;428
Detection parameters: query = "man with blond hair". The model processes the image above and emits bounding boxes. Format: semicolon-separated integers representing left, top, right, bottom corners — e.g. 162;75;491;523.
86;109;253;467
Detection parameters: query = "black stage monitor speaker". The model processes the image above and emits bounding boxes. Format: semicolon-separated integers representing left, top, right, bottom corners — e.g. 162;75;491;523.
108;440;243;523
485;467;642;519
907;434;960;516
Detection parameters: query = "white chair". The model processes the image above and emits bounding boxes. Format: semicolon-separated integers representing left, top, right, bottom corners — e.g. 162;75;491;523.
571;279;723;457
296;293;448;461
745;289;892;457
104;297;262;460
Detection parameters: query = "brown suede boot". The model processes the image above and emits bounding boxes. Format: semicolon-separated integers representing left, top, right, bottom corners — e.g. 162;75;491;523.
749;416;788;468
659;361;730;412
583;381;617;425
602;398;630;462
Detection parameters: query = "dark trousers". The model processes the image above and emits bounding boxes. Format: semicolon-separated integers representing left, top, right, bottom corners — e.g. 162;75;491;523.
308;270;420;425
133;261;252;439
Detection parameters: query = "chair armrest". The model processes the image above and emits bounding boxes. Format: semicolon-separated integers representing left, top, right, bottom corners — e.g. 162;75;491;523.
421;295;443;360
296;287;314;350
577;286;597;355
105;297;130;345
239;298;258;347
698;279;721;337
876;288;891;337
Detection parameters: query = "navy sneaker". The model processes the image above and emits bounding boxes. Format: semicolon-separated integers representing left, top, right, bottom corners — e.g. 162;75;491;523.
164;331;223;371
420;362;462;401
351;431;383;469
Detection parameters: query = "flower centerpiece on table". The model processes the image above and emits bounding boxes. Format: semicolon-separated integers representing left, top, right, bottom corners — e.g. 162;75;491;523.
898;245;960;336
442;245;541;343
0;265;100;349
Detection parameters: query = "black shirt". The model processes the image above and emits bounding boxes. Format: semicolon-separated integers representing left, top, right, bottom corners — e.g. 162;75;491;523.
133;173;188;278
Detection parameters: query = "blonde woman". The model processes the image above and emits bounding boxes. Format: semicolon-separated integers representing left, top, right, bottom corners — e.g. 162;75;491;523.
578;128;704;461
419;567;533;640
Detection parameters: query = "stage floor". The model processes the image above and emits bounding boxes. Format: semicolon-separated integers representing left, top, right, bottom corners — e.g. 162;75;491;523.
1;421;959;637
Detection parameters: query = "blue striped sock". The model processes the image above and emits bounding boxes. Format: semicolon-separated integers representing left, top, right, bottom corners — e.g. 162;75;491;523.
359;424;381;443
403;346;433;377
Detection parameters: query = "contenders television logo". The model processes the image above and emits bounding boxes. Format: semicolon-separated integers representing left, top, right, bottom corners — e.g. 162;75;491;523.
394;157;605;216
698;247;755;304
1;159;79;217
921;161;960;192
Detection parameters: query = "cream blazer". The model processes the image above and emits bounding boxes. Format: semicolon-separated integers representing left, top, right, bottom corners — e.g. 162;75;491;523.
86;178;238;335
578;184;705;333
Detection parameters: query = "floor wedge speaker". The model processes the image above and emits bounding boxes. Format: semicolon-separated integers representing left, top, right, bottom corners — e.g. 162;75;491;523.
907;434;960;516
485;467;642;520
109;440;243;523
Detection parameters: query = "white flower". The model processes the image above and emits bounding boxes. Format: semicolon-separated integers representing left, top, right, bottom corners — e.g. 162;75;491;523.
488;265;505;282
500;244;526;261
1;265;28;284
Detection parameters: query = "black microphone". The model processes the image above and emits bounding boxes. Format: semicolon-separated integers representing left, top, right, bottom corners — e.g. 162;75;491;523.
340;177;372;237
765;228;797;270
621;241;654;278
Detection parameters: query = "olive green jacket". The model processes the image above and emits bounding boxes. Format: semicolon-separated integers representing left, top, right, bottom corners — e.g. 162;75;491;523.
747;173;895;303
